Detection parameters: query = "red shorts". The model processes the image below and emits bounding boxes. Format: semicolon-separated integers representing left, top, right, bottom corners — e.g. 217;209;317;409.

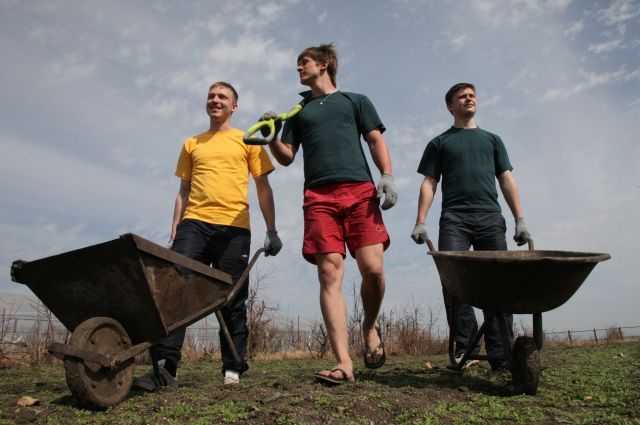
302;181;390;264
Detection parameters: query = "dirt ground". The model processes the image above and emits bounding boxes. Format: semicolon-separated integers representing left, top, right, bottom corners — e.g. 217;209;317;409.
1;341;639;424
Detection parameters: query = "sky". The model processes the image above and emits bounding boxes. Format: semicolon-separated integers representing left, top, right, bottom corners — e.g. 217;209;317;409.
1;0;639;335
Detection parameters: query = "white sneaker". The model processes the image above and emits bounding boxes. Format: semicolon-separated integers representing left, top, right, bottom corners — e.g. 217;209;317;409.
455;355;480;370
223;370;240;386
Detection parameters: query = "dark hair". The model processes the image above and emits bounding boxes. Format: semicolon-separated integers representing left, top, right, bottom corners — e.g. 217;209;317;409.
445;83;476;105
209;81;238;103
297;43;338;86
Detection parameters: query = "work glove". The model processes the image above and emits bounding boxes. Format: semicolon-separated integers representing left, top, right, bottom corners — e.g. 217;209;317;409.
376;174;398;210
259;111;282;139
411;223;429;244
513;218;531;246
264;229;282;256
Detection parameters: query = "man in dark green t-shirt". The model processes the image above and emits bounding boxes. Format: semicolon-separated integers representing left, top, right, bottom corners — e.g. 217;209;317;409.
263;43;397;385
411;83;531;372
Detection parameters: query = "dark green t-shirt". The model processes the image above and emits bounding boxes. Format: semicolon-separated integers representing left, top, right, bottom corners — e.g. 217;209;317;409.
281;91;385;190
417;127;513;212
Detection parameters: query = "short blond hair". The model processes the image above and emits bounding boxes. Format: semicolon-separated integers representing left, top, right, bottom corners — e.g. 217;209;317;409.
209;81;238;103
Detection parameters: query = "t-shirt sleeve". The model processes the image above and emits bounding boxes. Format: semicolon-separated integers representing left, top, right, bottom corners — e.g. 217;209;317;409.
248;145;275;178
174;139;192;180
357;94;386;135
492;135;513;176
281;119;299;148
417;139;441;182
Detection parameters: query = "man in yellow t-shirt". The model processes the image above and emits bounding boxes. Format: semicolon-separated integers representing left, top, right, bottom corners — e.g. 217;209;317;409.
135;82;282;390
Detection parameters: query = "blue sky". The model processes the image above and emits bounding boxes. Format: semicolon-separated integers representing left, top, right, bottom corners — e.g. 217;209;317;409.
1;0;638;333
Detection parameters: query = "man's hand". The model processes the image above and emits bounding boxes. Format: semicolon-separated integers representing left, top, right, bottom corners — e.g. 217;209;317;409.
514;218;531;246
376;174;397;210
411;223;429;244
264;230;282;256
259;111;282;139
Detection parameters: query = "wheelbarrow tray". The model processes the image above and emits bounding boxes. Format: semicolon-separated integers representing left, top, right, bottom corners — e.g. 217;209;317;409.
429;250;610;314
11;233;233;344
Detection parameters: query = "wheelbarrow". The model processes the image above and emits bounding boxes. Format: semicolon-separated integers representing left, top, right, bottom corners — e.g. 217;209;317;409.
10;233;265;409
426;239;610;395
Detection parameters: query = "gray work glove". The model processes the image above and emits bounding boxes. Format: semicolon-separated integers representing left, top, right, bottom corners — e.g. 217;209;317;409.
259;111;282;139
376;174;398;210
411;223;428;244
264;229;282;256
514;218;531;246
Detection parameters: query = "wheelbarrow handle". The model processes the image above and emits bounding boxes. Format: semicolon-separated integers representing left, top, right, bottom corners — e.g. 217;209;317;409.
225;248;267;304
526;238;534;251
426;239;436;252
425;238;533;251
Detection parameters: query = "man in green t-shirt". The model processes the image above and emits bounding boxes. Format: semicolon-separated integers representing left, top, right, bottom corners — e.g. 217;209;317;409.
263;43;397;384
411;83;531;372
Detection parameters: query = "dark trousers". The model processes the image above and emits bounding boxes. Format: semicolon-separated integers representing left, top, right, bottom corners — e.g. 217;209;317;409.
439;211;514;369
152;219;251;376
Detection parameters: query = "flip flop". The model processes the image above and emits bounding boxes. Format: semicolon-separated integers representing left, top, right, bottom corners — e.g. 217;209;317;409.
314;367;355;385
363;326;386;369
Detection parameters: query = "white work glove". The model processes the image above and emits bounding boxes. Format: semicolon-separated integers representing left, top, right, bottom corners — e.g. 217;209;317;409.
514;218;531;246
264;230;282;256
411;223;429;244
376;174;398;210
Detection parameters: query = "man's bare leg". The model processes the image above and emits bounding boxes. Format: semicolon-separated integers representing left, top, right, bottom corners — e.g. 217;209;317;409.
315;252;354;380
356;243;386;357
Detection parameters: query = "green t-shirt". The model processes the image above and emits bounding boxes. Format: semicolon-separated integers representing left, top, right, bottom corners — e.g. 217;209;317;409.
417;127;513;212
282;91;385;190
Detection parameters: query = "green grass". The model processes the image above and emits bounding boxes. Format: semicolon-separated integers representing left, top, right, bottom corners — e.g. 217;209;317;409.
0;341;638;424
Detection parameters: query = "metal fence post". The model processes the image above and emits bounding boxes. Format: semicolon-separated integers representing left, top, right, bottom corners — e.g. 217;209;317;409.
593;328;598;343
568;330;572;344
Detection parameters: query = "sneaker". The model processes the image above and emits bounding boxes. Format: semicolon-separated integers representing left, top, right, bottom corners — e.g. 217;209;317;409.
223;370;240;386
455;355;480;370
133;363;178;392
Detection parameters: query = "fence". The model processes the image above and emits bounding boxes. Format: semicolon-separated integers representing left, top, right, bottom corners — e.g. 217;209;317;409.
544;326;640;344
2;311;639;352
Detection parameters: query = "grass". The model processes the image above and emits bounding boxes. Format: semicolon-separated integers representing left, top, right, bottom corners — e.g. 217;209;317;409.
0;341;638;424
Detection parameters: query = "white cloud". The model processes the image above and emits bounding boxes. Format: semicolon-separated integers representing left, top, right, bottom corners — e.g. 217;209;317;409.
588;38;625;54
42;53;96;86
597;0;640;25
563;20;585;38
471;0;572;26
543;65;640;100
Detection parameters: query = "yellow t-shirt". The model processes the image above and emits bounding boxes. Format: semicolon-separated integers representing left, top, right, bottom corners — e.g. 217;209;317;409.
175;128;275;230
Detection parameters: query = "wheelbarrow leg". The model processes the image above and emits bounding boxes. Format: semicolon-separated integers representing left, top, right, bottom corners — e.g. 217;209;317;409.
451;313;491;370
446;292;457;367
532;313;544;350
215;310;241;363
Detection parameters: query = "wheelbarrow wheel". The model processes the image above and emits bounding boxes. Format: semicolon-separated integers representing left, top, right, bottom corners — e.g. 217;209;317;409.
511;336;541;395
64;317;134;409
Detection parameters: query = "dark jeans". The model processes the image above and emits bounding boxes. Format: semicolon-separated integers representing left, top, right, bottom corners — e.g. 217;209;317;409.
439;211;514;369
152;219;251;376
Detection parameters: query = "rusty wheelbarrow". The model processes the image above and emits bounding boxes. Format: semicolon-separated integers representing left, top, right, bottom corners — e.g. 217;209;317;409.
426;239;610;395
10;233;265;409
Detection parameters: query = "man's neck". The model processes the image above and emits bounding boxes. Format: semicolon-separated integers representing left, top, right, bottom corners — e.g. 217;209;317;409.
209;119;233;132
308;78;337;98
453;116;477;129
